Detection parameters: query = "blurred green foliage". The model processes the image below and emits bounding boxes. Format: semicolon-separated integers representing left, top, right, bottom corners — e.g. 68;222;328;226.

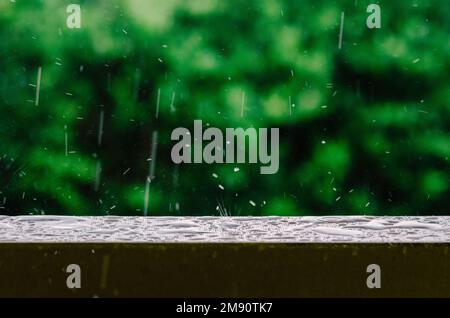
0;0;448;216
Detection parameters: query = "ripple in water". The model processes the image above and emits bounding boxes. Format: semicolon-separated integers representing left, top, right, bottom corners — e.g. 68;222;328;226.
0;216;449;242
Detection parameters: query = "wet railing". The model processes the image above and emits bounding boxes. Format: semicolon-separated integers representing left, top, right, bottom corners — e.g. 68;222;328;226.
0;216;449;297
1;215;449;242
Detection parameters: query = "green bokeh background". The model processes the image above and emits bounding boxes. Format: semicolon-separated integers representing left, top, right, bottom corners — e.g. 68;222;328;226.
0;0;448;216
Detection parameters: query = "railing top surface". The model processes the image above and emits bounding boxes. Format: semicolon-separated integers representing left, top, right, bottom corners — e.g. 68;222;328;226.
0;215;449;243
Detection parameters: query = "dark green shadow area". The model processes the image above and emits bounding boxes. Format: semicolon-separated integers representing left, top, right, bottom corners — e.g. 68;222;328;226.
0;243;449;297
